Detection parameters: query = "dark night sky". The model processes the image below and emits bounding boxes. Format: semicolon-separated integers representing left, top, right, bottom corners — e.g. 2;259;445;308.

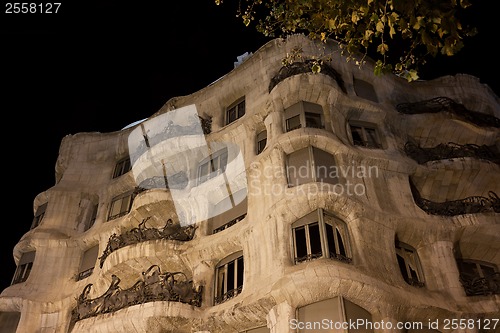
0;1;498;292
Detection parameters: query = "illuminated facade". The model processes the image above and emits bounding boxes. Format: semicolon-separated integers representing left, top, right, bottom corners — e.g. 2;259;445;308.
1;35;499;333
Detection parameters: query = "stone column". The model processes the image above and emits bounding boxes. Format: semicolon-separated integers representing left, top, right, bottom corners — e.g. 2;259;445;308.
267;301;294;333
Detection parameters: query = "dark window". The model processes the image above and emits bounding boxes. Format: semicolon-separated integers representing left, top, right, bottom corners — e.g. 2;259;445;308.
395;241;425;287
215;252;244;304
256;130;267;154
107;191;135;221
292;210;351;264
226;98;246;125
349;123;382;148
0;312;21;333
456;259;499;296
12;251;35;285
77;245;99;280
198;148;229;185
85;203;98;231
353;77;379;102
31;202;47;229
113;157;131;178
284;101;324;132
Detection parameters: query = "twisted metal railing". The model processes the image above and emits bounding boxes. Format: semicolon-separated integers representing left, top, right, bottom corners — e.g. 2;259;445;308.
404;141;500;165
460;272;500;296
212;214;246;234
410;180;500;216
396;96;500;128
70;265;202;324
99;218;197;268
214;285;243;305
269;60;346;93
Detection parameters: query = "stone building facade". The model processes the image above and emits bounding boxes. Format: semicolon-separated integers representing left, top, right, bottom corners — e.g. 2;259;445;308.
1;35;499;333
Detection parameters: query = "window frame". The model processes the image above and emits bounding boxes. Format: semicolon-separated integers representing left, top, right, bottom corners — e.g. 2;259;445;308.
197;148;229;185
456;258;499;296
286;146;338;187
395;240;425;287
31;202;47;229
348;121;382;149
107;191;136;221
226;97;246;125
284;101;324;132
214;251;244;305
77;245;99;281
11;251;35;285
291;209;352;265
112;157;132;179
256;129;267;155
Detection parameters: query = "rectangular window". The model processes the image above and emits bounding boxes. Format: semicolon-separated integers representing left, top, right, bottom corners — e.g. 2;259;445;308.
297;296;373;333
113;157;131;178
226;98;246;125
198;148;229;185
0;312;21;333
292;210;351;264
285;101;324;132
211;189;248;234
457;259;499;296
31;202;47;229
256;130;267;154
286;147;338;187
395;241;424;287
215;252;244;304
107;192;135;221
12;251;35;285
77;245;99;280
349;123;382;149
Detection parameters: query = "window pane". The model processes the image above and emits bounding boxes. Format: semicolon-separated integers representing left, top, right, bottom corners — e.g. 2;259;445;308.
227;261;235;291
397;253;410;282
305;112;323;129
309;223;322;259
237;100;246;118
350;126;364;146
297;298;340;333
294;227;308;262
325;223;336;257
480;264;496;277
287;148;313;186
336;228;347;258
237;256;244;288
228;107;236;124
313;147;337;185
364;127;379;148
217;267;225;298
286;115;301;132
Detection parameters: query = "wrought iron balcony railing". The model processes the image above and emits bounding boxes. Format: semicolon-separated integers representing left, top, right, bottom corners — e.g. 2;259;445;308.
99;217;197;268
396;96;500;128
70;265;202;325
410;180;500;216
269;60;346;93
460;272;500;296
404;141;500;165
